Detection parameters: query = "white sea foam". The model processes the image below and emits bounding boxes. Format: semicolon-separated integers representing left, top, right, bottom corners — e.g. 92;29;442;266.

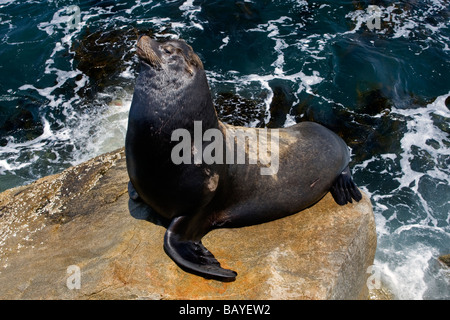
209;14;326;125
283;114;297;127
358;92;450;299
70;98;132;165
250;16;295;76
0;3;136;183
221;70;323;125
345;0;450;48
0;0;14;6
377;244;436;300
219;35;229;50
179;0;203;31
394;92;450;190
0;117;53;174
375;224;450;299
125;0;154;15
38;6;83;36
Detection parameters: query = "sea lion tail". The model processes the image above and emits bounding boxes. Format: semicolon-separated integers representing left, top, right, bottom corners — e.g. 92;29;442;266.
330;166;362;205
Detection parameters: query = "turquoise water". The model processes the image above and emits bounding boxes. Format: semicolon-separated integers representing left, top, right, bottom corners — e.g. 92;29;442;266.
0;0;449;299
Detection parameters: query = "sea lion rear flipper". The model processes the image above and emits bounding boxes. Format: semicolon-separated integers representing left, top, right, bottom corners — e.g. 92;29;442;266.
330;166;362;205
164;216;237;282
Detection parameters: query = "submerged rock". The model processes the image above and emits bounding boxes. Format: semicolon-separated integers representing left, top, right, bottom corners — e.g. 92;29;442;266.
71;27;147;98
293;88;405;163
0;102;44;146
266;81;296;128
0;148;376;300
438;254;450;268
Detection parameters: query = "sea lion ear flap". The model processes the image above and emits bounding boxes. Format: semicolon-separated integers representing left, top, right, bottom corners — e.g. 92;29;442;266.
191;53;204;70
185;66;194;76
183;42;204;70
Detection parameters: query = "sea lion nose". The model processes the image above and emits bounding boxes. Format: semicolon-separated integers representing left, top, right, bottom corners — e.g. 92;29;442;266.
137;35;151;48
136;36;162;67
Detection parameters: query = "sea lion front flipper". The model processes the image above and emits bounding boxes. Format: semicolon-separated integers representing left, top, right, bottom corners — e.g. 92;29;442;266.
330;166;363;206
164;216;237;282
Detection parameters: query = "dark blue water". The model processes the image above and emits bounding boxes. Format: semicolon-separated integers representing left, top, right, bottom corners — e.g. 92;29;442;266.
0;0;449;299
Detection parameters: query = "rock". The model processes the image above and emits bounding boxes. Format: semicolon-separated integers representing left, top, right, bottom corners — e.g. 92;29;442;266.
0;148;376;300
438;254;450;268
71;27;147;98
368;287;394;300
0;103;43;146
266;81;295;129
294;88;405;163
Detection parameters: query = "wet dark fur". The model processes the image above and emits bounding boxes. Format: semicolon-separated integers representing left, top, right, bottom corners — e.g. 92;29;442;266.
126;36;362;281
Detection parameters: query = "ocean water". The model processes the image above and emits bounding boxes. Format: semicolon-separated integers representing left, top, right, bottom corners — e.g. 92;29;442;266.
0;0;449;299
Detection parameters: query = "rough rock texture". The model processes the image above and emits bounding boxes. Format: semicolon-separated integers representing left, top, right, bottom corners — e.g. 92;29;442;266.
438;254;450;268
0;147;376;300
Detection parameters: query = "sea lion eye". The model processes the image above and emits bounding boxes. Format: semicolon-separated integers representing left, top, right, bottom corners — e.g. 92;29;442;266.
162;45;174;55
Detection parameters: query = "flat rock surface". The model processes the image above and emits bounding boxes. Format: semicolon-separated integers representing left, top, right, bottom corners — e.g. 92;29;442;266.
0;148;376;299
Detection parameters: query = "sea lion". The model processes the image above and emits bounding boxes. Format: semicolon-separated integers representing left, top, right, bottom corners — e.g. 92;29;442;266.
125;36;362;281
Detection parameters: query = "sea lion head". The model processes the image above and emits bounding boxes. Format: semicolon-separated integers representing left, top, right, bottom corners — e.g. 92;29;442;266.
131;36;218;136
136;35;204;77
